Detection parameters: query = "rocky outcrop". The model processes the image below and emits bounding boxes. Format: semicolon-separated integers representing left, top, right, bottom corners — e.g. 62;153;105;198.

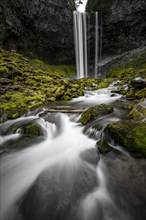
0;0;145;63
103;0;146;54
0;0;74;64
87;0;146;57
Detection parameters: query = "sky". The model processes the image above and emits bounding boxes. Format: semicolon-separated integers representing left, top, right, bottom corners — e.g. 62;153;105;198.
75;0;88;13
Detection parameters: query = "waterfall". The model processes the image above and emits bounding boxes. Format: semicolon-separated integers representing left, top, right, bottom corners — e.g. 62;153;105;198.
73;11;88;78
73;1;102;79
95;12;99;77
95;11;103;77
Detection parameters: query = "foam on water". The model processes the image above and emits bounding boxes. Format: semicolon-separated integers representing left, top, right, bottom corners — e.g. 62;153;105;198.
71;87;122;107
0;113;96;219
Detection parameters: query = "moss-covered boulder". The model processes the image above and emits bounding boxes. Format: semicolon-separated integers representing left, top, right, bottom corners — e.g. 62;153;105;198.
23;124;43;137
135;88;146;99
55;86;66;99
97;139;113;154
105;120;146;158
128;101;146;120
80;104;114;125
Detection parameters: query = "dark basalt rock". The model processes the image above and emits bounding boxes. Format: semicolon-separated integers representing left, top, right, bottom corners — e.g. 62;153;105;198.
0;0;146;65
0;0;74;64
87;0;146;58
103;0;146;55
129;79;146;90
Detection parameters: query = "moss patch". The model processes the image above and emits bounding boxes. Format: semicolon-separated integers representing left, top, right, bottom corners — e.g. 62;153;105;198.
0;48;77;118
23;124;43;137
106;120;146;158
80;104;114;125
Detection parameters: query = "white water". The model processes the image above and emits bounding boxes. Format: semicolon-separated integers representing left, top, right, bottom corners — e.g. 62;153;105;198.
73;11;88;78
0;91;146;220
71;87;122;107
95;11;99;77
0;113;97;220
77;159;128;220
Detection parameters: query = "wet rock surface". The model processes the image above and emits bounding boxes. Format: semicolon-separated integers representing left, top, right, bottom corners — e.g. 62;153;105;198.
20;162;98;220
0;0;73;63
80;104;114;125
105;120;146;158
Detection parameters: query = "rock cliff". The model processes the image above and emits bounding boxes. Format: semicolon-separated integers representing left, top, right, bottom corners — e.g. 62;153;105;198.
0;0;146;63
103;0;146;54
0;0;73;64
87;0;146;55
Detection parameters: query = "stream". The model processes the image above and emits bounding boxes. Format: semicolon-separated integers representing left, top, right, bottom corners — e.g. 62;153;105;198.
0;87;146;220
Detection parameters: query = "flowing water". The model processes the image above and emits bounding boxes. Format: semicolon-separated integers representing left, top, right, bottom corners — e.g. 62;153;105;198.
0;89;146;220
73;11;88;78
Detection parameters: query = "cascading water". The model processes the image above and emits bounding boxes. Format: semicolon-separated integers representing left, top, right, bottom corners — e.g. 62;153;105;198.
0;87;146;220
73;0;88;79
74;1;102;78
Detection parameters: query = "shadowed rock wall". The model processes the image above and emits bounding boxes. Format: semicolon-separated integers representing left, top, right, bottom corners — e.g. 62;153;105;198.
87;0;146;56
0;0;74;64
0;0;146;63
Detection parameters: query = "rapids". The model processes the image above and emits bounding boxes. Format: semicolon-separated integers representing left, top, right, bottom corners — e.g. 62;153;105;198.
0;88;146;220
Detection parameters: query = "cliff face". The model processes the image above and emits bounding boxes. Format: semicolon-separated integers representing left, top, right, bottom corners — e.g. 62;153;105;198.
0;0;74;63
102;0;146;55
0;0;146;63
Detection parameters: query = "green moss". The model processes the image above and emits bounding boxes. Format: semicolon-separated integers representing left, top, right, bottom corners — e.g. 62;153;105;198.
66;0;75;11
106;120;146;158
23;124;43;137
55;86;66;99
80;104;114;125
98;140;113;154
0;48;79;117
106;51;146;79
126;90;136;99
0;66;10;74
128;103;146;120
107;67;137;79
135;88;146;99
97;78;113;89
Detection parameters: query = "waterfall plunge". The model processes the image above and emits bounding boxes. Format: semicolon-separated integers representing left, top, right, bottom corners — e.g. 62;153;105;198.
74;1;101;78
73;11;88;79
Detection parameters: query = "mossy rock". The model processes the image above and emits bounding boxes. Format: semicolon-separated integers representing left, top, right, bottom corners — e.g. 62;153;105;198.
126;89;136;99
105;120;146;158
80;104;114;125
69;83;80;89
97;139;113;154
128;103;146;120
23;124;43;137
129;79;146;90
55;86;65;99
5;108;27;120
0;48;77;117
135;88;146;99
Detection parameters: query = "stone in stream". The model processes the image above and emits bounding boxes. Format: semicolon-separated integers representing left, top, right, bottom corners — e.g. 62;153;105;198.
20;160;98;220
80;104;114;125
105;120;146;158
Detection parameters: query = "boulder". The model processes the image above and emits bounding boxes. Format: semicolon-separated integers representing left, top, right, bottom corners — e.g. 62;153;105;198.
105;120;146;158
23;123;43;137
128;101;146;120
80;104;114;125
